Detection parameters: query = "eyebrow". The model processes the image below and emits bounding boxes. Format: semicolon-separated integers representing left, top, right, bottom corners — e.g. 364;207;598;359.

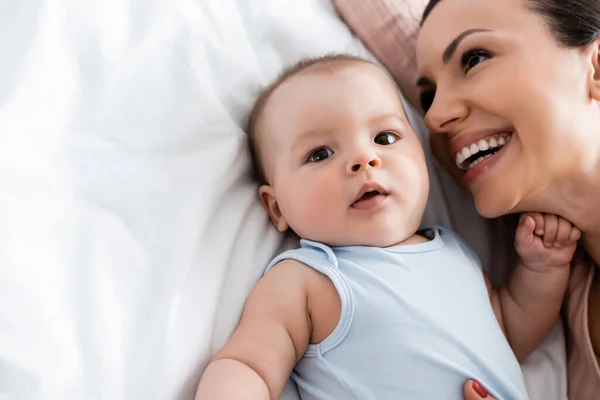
291;128;332;153
296;128;332;140
442;29;491;63
417;29;491;87
416;28;491;88
369;112;407;126
291;114;406;153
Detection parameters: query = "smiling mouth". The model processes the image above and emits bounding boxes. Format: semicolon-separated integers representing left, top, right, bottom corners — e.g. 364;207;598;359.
455;132;512;171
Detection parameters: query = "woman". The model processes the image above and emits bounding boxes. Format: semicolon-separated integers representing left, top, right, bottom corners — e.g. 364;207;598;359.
416;0;600;398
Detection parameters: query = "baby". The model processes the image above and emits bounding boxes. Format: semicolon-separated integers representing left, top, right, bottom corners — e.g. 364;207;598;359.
196;54;580;399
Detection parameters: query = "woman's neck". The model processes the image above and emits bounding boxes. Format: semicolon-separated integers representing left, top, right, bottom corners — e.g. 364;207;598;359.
524;163;600;263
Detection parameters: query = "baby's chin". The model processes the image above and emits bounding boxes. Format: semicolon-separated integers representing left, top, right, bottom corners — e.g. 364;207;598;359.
303;231;417;248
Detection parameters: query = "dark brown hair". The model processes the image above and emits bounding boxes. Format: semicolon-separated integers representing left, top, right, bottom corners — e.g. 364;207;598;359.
422;0;600;48
247;53;372;184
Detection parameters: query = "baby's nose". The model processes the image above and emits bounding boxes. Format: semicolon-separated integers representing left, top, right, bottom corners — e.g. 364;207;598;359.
347;154;382;174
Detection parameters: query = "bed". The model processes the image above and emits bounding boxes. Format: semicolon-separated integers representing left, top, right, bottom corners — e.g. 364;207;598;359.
0;0;566;399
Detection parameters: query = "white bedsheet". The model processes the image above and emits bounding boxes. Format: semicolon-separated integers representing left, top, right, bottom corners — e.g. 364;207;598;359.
0;0;565;399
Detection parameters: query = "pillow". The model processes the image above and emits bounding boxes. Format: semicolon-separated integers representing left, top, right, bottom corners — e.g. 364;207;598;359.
332;0;428;111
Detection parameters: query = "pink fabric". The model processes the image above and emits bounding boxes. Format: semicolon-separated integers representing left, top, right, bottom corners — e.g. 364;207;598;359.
332;0;428;110
566;260;600;399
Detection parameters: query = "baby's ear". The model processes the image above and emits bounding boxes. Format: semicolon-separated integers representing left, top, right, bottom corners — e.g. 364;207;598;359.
259;185;289;232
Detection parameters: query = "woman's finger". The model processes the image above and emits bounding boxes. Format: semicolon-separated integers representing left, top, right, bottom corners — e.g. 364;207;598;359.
464;380;495;399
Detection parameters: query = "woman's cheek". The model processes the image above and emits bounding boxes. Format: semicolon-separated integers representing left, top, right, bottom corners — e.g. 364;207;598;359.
429;134;468;191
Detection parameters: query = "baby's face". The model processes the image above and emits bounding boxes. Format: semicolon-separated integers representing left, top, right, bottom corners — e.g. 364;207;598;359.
258;63;429;247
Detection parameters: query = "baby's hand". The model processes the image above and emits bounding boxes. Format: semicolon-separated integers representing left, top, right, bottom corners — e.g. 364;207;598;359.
515;213;581;271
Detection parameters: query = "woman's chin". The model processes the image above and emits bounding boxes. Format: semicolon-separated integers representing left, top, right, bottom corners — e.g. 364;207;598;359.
473;193;516;219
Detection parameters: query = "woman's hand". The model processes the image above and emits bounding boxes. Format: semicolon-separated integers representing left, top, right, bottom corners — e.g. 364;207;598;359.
464;380;495;399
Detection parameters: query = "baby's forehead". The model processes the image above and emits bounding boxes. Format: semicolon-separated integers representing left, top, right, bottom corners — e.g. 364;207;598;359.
264;62;375;114
285;60;370;87
257;60;404;141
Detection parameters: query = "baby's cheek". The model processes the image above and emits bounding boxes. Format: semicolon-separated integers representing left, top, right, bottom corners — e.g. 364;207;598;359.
298;178;341;224
281;186;323;229
300;188;333;219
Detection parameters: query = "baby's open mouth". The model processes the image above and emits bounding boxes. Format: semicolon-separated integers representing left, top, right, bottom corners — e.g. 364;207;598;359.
351;183;389;210
354;190;380;204
455;133;512;171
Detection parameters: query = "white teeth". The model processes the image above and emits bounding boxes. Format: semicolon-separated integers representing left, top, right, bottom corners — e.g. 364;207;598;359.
454;133;512;170
478;139;489;151
462;147;471;159
468;156;485;170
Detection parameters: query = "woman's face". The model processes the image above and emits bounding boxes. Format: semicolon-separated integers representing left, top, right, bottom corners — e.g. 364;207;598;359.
416;0;600;218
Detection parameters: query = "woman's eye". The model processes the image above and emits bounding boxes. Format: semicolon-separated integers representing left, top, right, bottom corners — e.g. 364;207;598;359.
460;49;491;74
307;147;334;162
374;132;399;145
419;90;435;112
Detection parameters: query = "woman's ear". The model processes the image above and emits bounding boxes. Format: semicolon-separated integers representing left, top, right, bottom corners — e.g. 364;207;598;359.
588;38;600;101
258;185;289;232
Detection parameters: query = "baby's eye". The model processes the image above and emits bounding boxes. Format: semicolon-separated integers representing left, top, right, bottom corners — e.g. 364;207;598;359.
374;131;399;145
307;147;334;162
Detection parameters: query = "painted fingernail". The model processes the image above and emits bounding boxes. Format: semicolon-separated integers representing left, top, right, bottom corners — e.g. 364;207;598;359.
472;380;488;398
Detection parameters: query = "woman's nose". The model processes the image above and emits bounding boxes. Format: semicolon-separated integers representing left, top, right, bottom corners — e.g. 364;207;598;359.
424;89;468;133
347;152;382;174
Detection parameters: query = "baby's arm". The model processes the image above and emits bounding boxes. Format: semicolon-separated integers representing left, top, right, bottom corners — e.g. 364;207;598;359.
195;260;313;400
487;213;580;361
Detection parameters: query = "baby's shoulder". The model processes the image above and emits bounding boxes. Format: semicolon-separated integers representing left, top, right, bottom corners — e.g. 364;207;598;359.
263;242;340;301
265;257;328;286
264;257;341;344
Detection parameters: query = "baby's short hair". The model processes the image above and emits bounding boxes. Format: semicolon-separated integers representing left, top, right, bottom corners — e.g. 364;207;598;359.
247;53;374;184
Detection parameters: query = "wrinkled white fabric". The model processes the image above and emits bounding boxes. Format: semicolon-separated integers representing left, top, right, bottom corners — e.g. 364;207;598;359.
0;0;565;399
